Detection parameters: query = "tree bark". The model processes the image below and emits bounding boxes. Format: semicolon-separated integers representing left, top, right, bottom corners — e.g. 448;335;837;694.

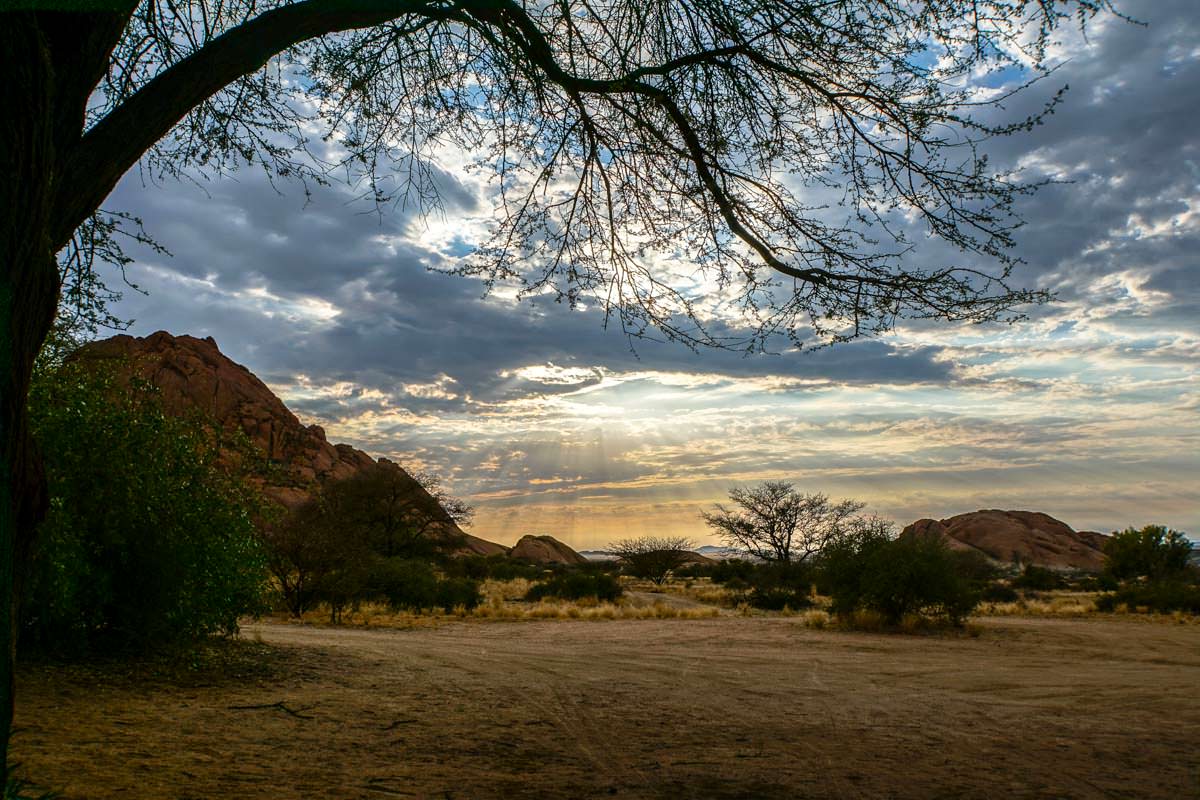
0;17;62;788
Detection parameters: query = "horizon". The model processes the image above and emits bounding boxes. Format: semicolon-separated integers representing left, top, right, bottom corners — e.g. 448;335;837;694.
102;0;1198;550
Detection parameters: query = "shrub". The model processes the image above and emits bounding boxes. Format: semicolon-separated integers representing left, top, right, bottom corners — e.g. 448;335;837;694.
709;559;759;584
434;577;483;611
442;555;544;582
1103;525;1194;582
980;583;1019;603
23;362;268;655
951;550;1000;585
525;571;623;602
1095;582;1200;614
607;536;695;585
743;562;813;610
1073;573;1119;592
820;529;979;626
1012;564;1066;591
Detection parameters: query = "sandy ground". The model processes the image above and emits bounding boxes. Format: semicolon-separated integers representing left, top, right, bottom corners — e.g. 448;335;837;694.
13;616;1200;799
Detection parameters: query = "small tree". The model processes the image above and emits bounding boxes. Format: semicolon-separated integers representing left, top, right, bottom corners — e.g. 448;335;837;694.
262;465;475;619
820;521;978;627
23;362;267;654
607;536;696;585
701;483;864;564
1103;525;1194;582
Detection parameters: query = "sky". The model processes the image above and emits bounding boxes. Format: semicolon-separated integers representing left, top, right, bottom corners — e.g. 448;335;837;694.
102;0;1198;550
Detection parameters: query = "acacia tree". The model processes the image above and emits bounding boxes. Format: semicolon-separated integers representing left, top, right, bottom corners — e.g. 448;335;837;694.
1;0;1118;777
607;535;695;585
262;464;471;615
702;483;865;563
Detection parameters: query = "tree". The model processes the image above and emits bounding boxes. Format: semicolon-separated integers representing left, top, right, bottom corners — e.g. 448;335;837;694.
820;519;978;626
0;0;1119;777
702;483;864;563
607;536;695;585
262;464;472;617
22;360;267;653
322;463;471;560
1103;525;1194;583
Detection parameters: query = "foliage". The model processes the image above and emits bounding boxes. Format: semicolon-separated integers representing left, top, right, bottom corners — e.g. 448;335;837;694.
820;528;979;626
707;559;759;584
1071;573;1119;592
525;572;623;603
1102;525;1194;582
262;466;474;618
1012;564;1067;591
951;550;1001;585
607;536;696;585
370;559;480;613
442;554;545;583
317;463;470;561
743;562;814;611
979;583;1020;603
701;483;868;563
23;362;268;655
1095;582;1200;615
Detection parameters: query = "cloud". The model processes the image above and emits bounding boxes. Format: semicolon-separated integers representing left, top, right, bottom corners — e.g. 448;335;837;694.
103;0;1200;544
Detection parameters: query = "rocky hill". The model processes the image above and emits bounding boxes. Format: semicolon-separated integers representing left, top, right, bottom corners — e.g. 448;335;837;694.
74;331;507;557
900;510;1108;571
509;535;588;565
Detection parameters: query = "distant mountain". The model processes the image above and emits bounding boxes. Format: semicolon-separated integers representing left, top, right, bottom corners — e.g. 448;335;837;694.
578;550;619;561
695;545;743;560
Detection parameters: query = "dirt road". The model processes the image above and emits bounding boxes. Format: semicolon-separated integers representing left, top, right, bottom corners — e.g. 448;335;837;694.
14;616;1200;798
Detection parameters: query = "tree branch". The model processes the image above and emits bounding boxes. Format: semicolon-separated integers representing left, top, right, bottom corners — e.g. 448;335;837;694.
53;0;442;249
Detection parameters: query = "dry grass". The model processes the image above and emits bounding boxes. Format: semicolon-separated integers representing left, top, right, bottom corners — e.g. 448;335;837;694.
273;582;722;629
978;592;1098;617
472;597;720;621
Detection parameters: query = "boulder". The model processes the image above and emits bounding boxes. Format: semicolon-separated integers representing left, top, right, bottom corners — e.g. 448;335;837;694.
509;535;588;565
900;510;1107;571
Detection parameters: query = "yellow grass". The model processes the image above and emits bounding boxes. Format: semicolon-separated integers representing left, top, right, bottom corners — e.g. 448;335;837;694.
978;592;1098;617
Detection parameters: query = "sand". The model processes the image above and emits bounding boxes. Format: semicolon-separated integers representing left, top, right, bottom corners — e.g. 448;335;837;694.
13;615;1200;799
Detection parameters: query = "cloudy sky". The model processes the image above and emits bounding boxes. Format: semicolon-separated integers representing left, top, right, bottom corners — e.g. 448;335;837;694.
103;1;1198;549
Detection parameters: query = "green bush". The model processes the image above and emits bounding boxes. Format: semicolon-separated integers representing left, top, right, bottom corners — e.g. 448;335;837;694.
434;577;483;611
525;571;623;602
709;559;758;584
23;362;268;655
1103;525;1194;582
366;559;481;612
442;555;544;582
1012;564;1066;591
743;562;813;610
1095;582;1200;614
820;530;978;626
1072;573;1119;592
951;550;1000;585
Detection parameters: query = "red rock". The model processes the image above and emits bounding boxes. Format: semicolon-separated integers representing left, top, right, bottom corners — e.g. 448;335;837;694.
900;510;1107;571
509;535;588;565
73;331;508;557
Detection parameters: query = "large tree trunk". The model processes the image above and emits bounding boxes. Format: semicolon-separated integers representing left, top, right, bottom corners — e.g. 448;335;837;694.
0;20;63;788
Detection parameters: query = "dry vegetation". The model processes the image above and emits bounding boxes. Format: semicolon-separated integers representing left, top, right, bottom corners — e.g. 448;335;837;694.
261;579;1198;633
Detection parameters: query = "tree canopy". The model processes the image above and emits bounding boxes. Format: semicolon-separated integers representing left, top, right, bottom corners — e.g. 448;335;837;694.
702;483;866;563
50;0;1120;350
